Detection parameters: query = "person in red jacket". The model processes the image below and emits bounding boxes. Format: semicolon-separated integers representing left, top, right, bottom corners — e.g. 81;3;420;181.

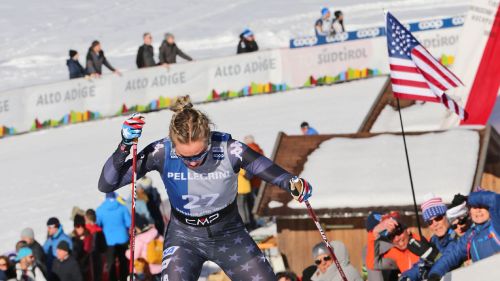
85;209;107;281
72;215;93;281
366;211;420;273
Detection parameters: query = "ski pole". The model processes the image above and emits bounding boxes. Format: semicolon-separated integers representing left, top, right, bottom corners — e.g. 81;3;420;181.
129;142;138;281
304;200;348;281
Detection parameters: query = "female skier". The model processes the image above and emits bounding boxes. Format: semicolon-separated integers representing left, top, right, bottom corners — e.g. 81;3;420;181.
98;96;313;281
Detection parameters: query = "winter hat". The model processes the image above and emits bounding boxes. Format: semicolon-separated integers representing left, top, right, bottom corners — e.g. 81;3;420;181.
57;241;70;253
46;217;60;227
20;227;34;240
421;193;447;222
69;49;78;58
16;247;33;261
321;7;330;17
106;192;117;199
74;214;85;227
365;212;383;231
137;176;152;189
446;202;468;223
242;29;253;38
446;194;468;222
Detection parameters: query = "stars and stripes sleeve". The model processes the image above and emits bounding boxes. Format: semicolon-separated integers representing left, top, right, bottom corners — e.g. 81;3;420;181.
227;139;293;191
98;140;165;193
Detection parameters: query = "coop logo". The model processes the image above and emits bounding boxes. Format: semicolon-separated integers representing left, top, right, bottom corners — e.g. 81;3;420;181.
212;146;224;160
418;19;444;30
185;213;219;226
325;32;349;43
356;28;381;39
292;36;318;47
452;16;465;26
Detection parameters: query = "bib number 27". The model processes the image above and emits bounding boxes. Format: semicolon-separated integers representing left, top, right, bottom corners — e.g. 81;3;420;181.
182;194;219;210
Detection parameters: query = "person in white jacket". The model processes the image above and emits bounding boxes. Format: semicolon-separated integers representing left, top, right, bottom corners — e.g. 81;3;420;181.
15;247;46;281
311;241;362;281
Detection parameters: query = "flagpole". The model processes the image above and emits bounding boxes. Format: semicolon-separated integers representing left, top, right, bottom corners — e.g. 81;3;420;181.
395;97;423;237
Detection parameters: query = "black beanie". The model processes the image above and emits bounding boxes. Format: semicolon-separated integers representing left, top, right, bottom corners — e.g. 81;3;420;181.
57;241;70;252
69;49;77;58
74;214;85;227
450;193;468;208
47;217;60;227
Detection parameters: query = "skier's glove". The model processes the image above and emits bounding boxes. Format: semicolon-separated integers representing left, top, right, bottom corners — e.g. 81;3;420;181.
407;237;439;262
121;113;145;146
289;176;312;202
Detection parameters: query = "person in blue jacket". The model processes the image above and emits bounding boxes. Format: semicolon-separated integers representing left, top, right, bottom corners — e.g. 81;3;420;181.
66;50;86;79
427;190;500;281
400;193;458;281
43;217;72;280
301;121;319;135
96;192;131;281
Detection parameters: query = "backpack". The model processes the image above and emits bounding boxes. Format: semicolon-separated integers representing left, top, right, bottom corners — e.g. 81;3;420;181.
146;236;163;264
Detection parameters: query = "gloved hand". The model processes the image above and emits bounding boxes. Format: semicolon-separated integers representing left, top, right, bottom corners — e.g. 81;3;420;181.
121;113;145;146
427;273;441;281
289;176;312;202
408;237;439;262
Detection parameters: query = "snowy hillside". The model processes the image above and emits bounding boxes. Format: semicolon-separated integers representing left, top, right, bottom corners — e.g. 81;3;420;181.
0;0;469;91
0;77;386;252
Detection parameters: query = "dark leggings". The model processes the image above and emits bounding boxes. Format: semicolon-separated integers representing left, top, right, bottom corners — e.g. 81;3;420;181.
105;243;128;281
161;209;277;281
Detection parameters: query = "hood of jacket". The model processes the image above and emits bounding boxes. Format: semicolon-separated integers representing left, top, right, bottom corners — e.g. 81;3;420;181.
50;226;65;240
101;199;123;211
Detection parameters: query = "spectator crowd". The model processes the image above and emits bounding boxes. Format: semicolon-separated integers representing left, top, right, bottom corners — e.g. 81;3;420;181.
66;28;260;80
0;176;167;281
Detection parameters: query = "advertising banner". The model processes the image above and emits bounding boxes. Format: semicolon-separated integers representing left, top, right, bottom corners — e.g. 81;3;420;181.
0;16;466;137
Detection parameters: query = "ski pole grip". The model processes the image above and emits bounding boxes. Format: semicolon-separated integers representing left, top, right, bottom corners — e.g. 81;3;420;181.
290;177;301;196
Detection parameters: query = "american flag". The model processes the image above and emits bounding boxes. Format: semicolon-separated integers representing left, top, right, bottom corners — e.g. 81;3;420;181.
386;12;468;120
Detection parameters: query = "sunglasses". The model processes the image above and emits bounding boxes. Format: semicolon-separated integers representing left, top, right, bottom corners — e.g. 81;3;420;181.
314;256;332;265
427;215;445;226
451;216;468;230
176;146;209;163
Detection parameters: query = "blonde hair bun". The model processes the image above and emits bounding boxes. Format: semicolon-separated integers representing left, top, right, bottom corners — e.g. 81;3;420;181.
171;95;193;113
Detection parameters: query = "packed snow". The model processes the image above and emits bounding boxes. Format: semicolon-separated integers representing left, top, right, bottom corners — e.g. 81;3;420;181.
0;0;469;91
371;102;452;133
0;77;386;252
288;129;480;209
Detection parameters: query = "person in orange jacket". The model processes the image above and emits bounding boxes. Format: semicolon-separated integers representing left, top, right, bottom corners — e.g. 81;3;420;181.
366;212;421;273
